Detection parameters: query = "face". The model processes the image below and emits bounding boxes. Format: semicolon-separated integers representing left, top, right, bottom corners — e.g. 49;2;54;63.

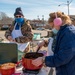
15;15;24;23
49;22;60;30
27;21;30;25
49;22;54;29
15;15;24;18
54;25;60;30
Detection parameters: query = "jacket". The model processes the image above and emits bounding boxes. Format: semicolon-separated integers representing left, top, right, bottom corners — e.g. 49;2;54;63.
5;20;33;43
45;25;75;75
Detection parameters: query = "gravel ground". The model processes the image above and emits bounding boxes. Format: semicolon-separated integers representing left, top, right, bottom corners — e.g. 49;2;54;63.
0;29;49;40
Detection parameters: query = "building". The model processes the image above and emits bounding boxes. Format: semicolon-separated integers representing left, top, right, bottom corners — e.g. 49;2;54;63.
0;17;13;30
30;19;47;29
70;15;75;25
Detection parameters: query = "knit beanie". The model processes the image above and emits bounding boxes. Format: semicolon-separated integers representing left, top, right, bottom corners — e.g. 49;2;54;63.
14;7;24;16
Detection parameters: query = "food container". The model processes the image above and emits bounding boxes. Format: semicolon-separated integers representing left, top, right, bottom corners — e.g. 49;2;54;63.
22;52;44;70
0;65;1;74
0;63;16;75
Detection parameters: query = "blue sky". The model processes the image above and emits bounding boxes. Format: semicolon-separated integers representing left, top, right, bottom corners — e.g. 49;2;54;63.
0;0;75;20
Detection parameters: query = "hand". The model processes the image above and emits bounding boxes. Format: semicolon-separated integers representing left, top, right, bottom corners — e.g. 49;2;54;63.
7;36;13;41
37;41;45;51
12;39;16;42
7;36;16;42
32;57;43;66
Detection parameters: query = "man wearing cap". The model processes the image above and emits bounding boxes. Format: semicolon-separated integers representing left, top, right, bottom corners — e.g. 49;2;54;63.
5;7;33;54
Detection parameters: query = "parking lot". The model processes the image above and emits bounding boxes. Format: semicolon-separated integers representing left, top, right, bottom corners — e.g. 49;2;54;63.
0;29;49;51
0;29;49;41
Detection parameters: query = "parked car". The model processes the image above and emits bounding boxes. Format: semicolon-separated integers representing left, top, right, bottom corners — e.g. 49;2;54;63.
36;28;45;30
1;25;9;30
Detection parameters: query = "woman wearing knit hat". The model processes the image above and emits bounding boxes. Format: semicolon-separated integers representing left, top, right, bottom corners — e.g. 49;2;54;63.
5;7;33;61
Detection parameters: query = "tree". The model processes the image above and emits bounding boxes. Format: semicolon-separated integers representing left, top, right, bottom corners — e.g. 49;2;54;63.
0;12;13;27
0;12;8;20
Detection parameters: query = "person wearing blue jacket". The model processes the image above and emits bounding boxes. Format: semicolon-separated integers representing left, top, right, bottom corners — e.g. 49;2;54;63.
32;11;75;75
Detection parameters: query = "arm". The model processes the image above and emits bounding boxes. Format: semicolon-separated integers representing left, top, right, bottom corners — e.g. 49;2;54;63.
36;39;48;51
5;30;12;39
43;30;54;47
5;22;14;40
43;40;49;47
45;30;75;67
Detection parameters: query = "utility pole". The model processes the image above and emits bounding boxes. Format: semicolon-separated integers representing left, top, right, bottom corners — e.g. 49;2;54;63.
42;15;44;26
58;0;73;15
67;1;69;15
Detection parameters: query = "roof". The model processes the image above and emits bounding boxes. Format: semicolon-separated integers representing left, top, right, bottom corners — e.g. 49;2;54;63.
69;15;75;20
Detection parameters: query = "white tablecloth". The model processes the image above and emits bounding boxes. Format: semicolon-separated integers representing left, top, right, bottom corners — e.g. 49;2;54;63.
0;66;56;75
16;66;50;75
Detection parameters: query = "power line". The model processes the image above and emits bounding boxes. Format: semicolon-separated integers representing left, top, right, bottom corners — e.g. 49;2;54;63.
58;0;73;15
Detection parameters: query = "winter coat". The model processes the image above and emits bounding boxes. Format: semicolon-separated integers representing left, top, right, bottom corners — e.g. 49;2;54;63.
5;20;33;43
45;25;75;75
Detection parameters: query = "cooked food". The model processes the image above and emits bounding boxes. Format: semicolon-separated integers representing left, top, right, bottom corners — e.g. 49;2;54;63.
1;63;15;69
24;52;43;59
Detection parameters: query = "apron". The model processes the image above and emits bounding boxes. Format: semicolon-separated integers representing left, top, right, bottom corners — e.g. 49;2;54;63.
47;37;56;75
47;37;54;56
11;23;29;52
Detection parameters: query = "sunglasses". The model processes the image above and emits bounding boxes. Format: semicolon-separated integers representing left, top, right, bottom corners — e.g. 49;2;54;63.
15;16;22;18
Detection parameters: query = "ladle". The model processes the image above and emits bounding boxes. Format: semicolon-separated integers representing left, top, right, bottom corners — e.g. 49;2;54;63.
36;47;40;53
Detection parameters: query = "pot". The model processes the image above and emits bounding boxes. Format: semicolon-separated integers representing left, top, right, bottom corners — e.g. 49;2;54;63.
22;52;44;70
0;63;16;75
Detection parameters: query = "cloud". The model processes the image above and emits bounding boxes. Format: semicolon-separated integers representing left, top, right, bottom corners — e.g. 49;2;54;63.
0;0;75;20
23;6;60;20
6;13;13;18
0;0;66;6
69;7;75;15
0;0;27;5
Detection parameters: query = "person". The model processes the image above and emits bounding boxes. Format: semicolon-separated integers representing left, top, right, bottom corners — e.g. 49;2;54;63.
37;29;57;75
35;18;59;75
26;20;30;26
5;7;33;60
32;11;75;75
